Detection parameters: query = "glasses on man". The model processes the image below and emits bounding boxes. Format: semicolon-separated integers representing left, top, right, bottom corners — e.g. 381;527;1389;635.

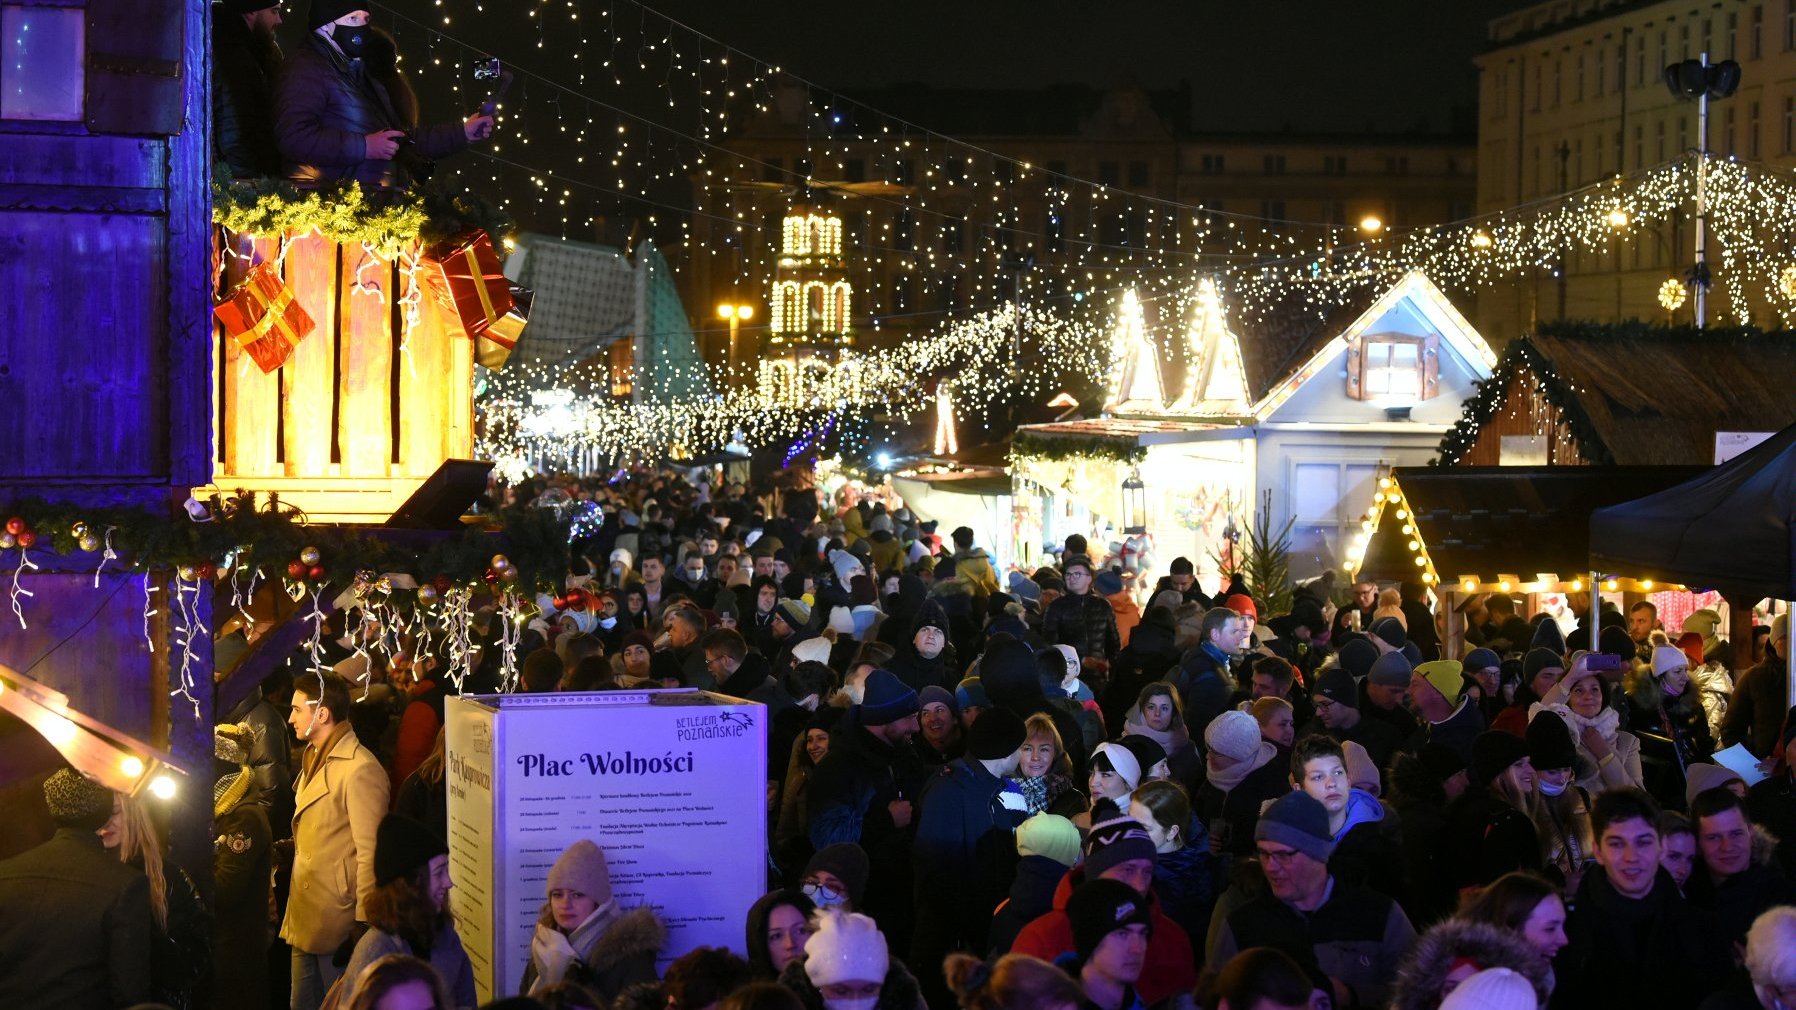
1255;846;1304;868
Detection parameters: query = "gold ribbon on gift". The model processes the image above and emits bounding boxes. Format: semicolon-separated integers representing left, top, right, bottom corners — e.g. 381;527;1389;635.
461;244;499;330
236;276;300;349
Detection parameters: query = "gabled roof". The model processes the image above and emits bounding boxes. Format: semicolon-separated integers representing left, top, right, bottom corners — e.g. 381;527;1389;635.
1438;321;1796;466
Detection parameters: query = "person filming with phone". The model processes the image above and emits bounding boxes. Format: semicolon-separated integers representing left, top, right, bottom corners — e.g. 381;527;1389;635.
275;2;496;191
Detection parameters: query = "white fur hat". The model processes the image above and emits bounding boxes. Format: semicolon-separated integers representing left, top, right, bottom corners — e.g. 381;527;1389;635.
803;910;888;988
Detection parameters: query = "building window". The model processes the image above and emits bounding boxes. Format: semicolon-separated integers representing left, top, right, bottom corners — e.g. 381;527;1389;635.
1575;53;1585;101
0;6;85;122
1656;118;1666;162
1323;155;1348;175
1703;18;1712;57
1728;12;1738;58
1127;161;1149;187
1659;30;1668;71
1751;101;1762;157
1788;0;1796;49
1263;153;1286;174
1725;105;1737;154
992;159;1014;184
1636;35;1647;85
1355;336;1428;402
1785;96;1796;152
1573;137;1583;182
1595;47;1605;96
844;158;866;183
1552;58;1562;106
1754;5;1765;58
1261;199;1285;221
1681;24;1691;59
1201;153;1226;174
1099;161;1120;186
1531;62;1542;110
1386;155;1409;175
1634;124;1644;168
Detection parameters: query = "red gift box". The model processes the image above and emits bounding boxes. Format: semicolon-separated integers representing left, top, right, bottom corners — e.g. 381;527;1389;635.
428;230;514;339
213;262;314;373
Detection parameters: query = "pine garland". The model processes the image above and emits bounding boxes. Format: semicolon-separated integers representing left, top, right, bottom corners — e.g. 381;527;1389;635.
1010;430;1147;465
211;171;514;257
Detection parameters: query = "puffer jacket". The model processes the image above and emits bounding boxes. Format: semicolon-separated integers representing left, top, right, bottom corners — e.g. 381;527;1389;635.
1041;590;1120;663
274;34;468;189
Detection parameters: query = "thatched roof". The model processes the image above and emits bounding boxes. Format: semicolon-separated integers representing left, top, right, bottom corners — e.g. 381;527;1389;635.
1439;322;1796;466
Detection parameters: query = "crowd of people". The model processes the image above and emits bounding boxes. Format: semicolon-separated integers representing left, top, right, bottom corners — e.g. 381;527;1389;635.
7;463;1796;1010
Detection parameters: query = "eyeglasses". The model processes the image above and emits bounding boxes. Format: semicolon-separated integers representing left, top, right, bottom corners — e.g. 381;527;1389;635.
801;880;843;902
1255;847;1305;867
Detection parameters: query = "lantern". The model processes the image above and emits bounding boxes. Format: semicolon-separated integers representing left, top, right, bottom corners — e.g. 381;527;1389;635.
1121;470;1148;535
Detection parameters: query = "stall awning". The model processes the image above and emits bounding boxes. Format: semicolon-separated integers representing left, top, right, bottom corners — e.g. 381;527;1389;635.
1591;422;1796;601
1359;465;1704;589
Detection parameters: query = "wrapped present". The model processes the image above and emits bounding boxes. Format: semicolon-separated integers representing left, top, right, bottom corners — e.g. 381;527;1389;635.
477;284;531;371
428;230;514;339
213;261;313;373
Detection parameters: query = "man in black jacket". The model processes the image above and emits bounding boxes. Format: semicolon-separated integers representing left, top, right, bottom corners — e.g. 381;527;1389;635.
275;2;494;189
1042;554;1120;671
214;0;285;176
0;768;154;1010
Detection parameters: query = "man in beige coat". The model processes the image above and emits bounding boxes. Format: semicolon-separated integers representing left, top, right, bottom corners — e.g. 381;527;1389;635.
281;670;389;1010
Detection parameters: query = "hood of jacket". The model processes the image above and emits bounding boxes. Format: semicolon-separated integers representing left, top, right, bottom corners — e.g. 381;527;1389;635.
1336;787;1385;840
1390;917;1550;1010
980;637;1045;709
533;904;665;973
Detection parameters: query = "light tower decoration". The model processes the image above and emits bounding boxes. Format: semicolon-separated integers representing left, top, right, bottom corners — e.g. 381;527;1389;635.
1171;277;1250;415
1104;288;1164;414
760;203;854;408
933;380;959;456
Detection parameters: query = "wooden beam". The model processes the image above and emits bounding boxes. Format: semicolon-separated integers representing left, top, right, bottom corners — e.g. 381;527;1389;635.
338;245;394;478
283;232;337;477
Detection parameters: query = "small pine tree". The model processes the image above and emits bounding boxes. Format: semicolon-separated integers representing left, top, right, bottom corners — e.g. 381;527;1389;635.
1242;489;1295;616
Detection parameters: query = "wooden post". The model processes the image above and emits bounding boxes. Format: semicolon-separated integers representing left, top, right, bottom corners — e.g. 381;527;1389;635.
339;244;394;477
446;300;475;459
398;252;450;477
283;232;338;477
221;233;280;477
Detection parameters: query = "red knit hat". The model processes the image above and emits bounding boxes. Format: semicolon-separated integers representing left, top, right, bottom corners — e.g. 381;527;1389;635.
1225;593;1258;620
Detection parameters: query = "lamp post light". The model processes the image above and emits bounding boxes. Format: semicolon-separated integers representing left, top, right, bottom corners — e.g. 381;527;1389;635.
715;301;754;382
1664;53;1742;328
1121;469;1148;535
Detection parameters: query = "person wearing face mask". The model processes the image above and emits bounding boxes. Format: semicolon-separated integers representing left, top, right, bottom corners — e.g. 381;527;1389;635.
1534;655;1644;794
776;910;923;1010
909;708;1030;1008
274;3;495;190
800;844;870;914
1630;645;1717;811
678;549;722;609
519;840;665;1001
338;815;475;1009
1524;712;1595;894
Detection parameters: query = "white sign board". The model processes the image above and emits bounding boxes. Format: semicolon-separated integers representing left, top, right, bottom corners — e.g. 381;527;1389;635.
447;690;768;1002
1715;431;1775;464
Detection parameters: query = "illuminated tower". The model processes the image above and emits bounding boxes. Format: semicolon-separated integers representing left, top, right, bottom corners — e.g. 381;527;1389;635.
760;204;856;407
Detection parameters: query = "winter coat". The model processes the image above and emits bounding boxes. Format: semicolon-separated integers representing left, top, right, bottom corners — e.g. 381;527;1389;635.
213;15;282;176
1329;789;1406;903
1010;865;1197;1006
1748;773;1796;879
988;854;1068;955
1171;643;1239;738
518;904;665;1001
979;639;1092;784
211;800;273;1010
952;547;1000;601
281;723;390;954
1195;752;1291;857
342;921;477;1010
1106;590;1141;648
1297;713;1404;793
910;757;1027;1006
1552;866;1729;1010
776;954;927;1010
1104;613;1181;734
1043;590;1121;663
1385;760;1455;927
0;828;153;1010
1721;653;1788;757
151;858;209;1010
885;639;956;694
1390;917;1552;1010
394;768;448;842
718;651;801;771
1122;706;1204;794
1408;696;1484;767
1150;841;1217;965
1443;790;1542;893
227;693;294;830
868;529;905;575
806;708;929;947
1209;875;1417;1009
1685;856;1796;949
274;35;469;188
1629;675;1716;810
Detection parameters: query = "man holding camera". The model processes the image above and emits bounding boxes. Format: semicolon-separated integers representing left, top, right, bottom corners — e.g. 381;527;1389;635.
274;2;495;191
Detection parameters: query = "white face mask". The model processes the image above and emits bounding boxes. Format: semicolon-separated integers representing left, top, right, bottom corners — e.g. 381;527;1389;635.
841;682;865;705
823;997;878;1010
1539;779;1567;797
599;616;618;630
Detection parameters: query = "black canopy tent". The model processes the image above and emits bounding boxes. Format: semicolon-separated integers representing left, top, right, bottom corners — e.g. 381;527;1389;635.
1590;422;1796;710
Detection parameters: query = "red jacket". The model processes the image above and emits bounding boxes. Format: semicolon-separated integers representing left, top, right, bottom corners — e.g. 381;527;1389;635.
1009;864;1196;1004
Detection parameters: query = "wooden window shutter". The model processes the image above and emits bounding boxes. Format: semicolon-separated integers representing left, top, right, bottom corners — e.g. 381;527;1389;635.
1422;332;1441;400
86;0;186;136
1345;336;1364;400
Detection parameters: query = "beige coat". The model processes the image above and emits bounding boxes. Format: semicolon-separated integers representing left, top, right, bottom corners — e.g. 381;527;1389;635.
279;726;389;954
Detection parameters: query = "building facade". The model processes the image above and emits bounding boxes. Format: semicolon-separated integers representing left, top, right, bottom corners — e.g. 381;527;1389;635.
1472;0;1795;340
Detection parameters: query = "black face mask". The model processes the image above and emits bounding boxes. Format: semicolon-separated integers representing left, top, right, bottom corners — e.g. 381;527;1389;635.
332;22;370;59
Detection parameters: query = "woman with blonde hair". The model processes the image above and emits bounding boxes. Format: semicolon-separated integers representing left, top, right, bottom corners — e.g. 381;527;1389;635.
344;953;455;1010
942;952;1081;1010
1008;712;1087;818
99;790;206;1009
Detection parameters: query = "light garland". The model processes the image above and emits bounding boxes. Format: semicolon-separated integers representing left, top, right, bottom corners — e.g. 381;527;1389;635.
1344;473;1441;588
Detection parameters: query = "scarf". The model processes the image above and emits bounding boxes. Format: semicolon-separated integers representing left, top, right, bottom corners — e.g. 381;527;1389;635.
300;720;352;785
1530;702;1620;744
529;899;619;993
1204;740;1276;793
1121;708;1190;756
1015;774;1050;814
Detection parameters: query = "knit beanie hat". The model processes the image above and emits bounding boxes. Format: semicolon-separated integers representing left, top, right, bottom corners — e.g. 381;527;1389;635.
918;685;958;721
1652;645;1690;678
1342;740;1378;794
1313;667;1357;706
1337;638;1379;680
1598;625;1635;660
1676;632;1706;668
1065;878;1153;960
1437;967;1538;1010
803;910;889;988
803;844;871;907
621;629;655;654
966;708;1027;760
775;598;811;630
1684;762;1745;809
1472;730;1531;785
829;549;862;585
1367;649;1413;688
1523;648;1563;684
955;676;991;712
1016;813;1081;867
1369;616;1407;650
859;669;920;726
1083;816;1157;880
1525;710;1577;771
1416;660;1464;706
308;0;363;30
1091;742;1143;792
43;768;112;830
791;637;833;667
374;813;448;885
1530;618;1567;656
1224;594;1258;620
1417;741;1465;784
1463;648;1501;673
224;0;281;11
547;839;613;905
1254;791;1335;864
1204;710;1264;763
1094;569;1124;597
1117;734;1168;778
1006;570;1042;605
913;598;949;637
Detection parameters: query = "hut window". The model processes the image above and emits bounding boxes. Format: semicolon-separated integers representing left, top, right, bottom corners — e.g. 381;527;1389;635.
1359;336;1424;401
1;6;84;121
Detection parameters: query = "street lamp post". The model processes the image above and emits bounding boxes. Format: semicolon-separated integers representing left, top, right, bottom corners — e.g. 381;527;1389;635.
715;301;754;383
1664;53;1741;327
